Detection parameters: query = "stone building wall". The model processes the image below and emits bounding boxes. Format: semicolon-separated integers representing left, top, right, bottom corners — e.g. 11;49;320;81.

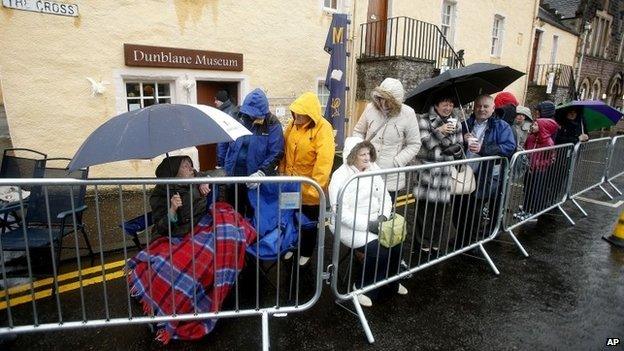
356;57;436;100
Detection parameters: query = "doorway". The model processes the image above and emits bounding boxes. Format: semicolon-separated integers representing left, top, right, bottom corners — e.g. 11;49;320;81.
365;0;388;56
195;80;239;171
528;30;542;83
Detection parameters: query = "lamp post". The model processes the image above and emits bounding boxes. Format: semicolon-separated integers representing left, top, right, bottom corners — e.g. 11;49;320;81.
575;21;592;93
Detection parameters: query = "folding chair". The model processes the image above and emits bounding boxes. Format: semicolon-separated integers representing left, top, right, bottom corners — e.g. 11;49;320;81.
0;158;94;270
0;148;47;229
120;212;153;249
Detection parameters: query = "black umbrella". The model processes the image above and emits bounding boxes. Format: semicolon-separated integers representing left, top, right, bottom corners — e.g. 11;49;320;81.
405;63;525;113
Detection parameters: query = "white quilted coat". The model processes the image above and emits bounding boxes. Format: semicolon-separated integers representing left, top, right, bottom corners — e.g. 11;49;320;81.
328;137;392;248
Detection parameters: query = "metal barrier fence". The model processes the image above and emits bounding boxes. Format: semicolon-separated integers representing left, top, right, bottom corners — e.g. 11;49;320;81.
606;135;624;195
329;156;507;343
568;137;613;216
502;144;576;257
0;176;326;351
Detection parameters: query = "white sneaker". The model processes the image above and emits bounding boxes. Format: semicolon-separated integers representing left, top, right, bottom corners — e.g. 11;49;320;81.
397;283;408;295
356;293;373;307
283;251;293;260
299;256;310;266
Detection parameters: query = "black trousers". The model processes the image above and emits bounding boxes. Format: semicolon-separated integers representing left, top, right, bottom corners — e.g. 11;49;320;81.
413;199;455;250
354;239;402;300
299;205;320;257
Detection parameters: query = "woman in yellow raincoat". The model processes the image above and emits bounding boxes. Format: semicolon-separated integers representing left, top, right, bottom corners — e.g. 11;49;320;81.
280;92;335;265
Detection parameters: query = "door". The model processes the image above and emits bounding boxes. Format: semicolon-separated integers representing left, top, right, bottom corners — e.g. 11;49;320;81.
528;30;542;83
365;0;388;56
195;81;239;171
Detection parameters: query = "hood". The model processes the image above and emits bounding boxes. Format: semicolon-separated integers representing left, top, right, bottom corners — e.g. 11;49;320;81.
378;78;405;102
239;88;270;118
536;101;556;119
155;155;193;178
342;136;364;163
535;118;559;140
289;92;323;125
371;78;404;117
494;92;518;108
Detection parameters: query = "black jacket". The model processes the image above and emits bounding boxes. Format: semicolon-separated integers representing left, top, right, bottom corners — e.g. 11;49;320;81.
150;156;207;237
555;118;587;145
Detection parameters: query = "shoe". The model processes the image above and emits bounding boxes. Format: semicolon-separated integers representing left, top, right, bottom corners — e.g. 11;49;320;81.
356;293;373;307
397;283;408;295
283;251;293;260
299;256;310;266
352;283;372;307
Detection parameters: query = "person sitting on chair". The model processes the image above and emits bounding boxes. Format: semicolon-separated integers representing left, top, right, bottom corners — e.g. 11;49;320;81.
328;136;407;308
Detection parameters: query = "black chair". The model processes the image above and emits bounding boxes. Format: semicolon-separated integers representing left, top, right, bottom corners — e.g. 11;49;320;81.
0;158;94;269
0;148;47;230
0;148;47;188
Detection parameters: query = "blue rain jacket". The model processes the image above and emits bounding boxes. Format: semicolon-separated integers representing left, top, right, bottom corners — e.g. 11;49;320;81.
219;89;285;176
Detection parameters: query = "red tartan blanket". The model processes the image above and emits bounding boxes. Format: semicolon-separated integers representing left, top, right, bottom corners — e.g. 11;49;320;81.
127;202;257;344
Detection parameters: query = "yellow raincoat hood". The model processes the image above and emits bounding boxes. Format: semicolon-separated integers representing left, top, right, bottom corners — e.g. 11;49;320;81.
280;92;335;205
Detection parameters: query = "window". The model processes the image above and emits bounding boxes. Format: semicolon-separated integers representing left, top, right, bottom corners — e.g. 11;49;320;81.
550;35;559;64
317;80;330;111
125;81;172;111
591;79;602;100
490;15;505;57
323;0;339;11
441;1;457;44
589;11;613;58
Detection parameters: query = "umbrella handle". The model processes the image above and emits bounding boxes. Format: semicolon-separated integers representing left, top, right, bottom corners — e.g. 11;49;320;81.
453;86;471;134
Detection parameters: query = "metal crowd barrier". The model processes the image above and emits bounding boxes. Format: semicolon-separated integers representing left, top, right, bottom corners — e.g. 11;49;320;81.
568;137;614;216
502;144;576;257
605;135;624;195
0;176;326;351
329;156;507;343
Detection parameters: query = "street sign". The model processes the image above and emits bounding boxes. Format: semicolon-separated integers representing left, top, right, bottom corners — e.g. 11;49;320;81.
2;0;78;17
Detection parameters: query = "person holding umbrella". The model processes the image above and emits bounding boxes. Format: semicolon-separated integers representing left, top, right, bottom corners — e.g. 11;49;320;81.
413;94;463;254
555;107;589;144
220;88;285;216
352;77;421;201
280;92;335;266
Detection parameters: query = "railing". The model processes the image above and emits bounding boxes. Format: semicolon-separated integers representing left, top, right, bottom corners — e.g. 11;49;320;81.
530;64;575;90
359;16;464;70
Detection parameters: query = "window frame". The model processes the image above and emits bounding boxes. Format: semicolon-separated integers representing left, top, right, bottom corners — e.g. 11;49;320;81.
440;1;457;44
490;15;505;57
550;35;559;64
317;79;330;112
124;81;174;112
322;0;341;13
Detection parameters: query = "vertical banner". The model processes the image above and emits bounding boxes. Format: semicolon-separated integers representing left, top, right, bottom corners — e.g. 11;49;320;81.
324;13;349;149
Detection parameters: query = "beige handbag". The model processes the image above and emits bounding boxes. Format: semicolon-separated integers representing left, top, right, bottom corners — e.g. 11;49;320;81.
450;163;476;195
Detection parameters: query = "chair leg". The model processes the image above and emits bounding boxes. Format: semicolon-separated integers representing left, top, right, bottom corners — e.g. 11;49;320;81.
80;226;95;265
132;236;142;250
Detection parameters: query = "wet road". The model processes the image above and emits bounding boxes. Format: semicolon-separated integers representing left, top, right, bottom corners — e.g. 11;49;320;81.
2;185;624;350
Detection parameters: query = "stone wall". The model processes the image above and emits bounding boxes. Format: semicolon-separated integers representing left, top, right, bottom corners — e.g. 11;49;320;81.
356;57;436;100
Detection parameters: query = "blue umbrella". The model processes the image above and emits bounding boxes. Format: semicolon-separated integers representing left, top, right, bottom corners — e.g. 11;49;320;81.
68;104;251;171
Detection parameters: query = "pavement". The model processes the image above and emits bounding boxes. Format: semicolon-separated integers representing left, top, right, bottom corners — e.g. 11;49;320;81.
1;182;623;350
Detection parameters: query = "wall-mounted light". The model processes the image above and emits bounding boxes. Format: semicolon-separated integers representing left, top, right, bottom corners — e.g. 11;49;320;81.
602;93;607;99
